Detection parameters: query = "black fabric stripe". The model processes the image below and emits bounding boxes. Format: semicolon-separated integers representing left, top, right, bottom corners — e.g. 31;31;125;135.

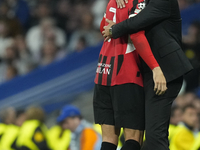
98;54;102;63
137;71;141;77
107;57;115;86
131;0;138;14
98;56;107;84
117;55;124;75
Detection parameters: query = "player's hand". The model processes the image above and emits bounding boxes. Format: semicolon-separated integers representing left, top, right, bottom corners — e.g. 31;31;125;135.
102;19;116;42
152;67;167;96
116;0;128;8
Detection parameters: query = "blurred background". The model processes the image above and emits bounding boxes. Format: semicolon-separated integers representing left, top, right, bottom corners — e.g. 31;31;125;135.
0;0;199;149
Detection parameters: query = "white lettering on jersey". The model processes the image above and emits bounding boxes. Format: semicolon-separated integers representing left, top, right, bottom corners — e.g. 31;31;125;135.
96;68;111;75
96;63;112;75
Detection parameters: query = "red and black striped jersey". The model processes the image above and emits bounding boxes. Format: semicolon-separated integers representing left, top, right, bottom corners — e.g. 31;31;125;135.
95;0;159;86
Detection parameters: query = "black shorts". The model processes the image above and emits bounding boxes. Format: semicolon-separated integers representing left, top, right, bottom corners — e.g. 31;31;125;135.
93;83;145;130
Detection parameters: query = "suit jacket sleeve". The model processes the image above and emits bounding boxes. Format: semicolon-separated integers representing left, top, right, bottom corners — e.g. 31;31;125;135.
112;0;171;39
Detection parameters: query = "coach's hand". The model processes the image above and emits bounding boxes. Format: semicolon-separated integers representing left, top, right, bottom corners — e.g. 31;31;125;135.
102;19;116;42
152;67;167;96
116;0;128;8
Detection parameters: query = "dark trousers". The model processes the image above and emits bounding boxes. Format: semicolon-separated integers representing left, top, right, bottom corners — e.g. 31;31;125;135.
141;72;183;150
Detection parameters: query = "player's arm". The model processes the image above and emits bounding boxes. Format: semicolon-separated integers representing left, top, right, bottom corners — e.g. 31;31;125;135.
100;14;106;34
130;31;158;70
130;31;167;95
111;0;171;39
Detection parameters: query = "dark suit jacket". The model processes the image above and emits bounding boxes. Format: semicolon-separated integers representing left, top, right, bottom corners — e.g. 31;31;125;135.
112;0;193;82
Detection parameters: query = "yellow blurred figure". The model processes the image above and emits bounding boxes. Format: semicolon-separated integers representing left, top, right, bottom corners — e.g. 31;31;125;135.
93;124;124;148
0;125;19;150
0;123;6;141
170;124;196;150
16;106;50;150
48;125;71;150
93;124;102;135
0;107;16;148
170;105;198;150
168;106;183;142
191;132;200;150
168;124;177;142
0;110;26;150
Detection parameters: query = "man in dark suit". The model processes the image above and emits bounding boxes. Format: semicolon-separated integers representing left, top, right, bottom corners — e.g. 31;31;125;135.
102;0;193;149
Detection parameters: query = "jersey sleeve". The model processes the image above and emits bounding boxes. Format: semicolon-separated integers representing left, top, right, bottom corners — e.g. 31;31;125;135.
100;14;106;34
130;31;159;70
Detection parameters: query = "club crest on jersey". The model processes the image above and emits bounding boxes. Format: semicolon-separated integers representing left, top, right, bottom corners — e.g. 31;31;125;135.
138;0;146;10
130;0;146;15
96;63;111;75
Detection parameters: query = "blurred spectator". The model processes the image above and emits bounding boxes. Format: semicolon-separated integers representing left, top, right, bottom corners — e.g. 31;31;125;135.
182;21;200;91
168;106;183;142
65;2;91;38
183;21;200;46
26;17;66;61
48;124;71;150
178;0;190;10
57;105;102;150
0;20;14;59
0;2;22;36
174;92;196;108
15;109;26;126
14;35;32;62
0;107;16;125
170;107;183;126
40;41;64;66
54;0;71;31
170;105;198;150
183;92;197;105
67;12;102;52
30;2;52;26
0;123;6;142
16;106;51;150
191;131;200;150
75;36;87;52
14;34;36;72
91;0;108;29
0;107;16;148
5;65;18;81
178;0;200;10
0;42;31;82
6;0;30;28
0;110;26;150
192;97;200;114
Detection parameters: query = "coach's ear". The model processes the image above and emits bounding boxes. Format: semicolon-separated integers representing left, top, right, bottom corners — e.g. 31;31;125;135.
116;0;128;9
